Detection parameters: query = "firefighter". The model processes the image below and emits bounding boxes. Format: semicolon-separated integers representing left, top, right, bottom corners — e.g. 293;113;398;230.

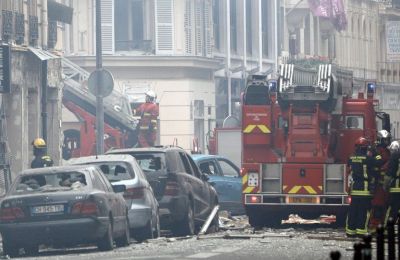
134;90;159;147
346;137;382;237
384;140;400;224
31;138;54;168
369;130;392;229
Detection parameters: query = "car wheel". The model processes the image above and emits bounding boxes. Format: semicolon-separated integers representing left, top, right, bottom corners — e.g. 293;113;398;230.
24;244;39;256
115;217;130;247
134;219;154;242
97;220;114;251
174;203;195;236
2;237;19;258
153;212;161;238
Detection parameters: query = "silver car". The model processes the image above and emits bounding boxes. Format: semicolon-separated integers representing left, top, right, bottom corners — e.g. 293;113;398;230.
68;154;160;242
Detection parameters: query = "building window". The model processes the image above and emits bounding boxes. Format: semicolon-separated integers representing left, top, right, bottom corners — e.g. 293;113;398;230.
261;0;269;58
28;0;37;16
246;0;252;55
115;0;151;52
213;0;220;51
230;0;237;53
1;0;12;10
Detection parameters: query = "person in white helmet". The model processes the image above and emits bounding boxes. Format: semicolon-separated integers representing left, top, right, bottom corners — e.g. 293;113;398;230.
385;140;400;225
134;90;159;147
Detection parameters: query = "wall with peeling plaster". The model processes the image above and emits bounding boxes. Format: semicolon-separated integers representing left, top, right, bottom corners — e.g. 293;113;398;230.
3;48;62;180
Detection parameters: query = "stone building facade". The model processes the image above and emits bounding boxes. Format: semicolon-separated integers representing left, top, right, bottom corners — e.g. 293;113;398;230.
0;0;70;181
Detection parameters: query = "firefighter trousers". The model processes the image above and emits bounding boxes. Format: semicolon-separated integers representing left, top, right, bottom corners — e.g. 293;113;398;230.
346;195;372;236
384;193;400;225
138;130;156;147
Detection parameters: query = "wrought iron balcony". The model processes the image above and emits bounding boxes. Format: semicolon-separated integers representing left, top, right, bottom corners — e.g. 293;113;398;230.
29;16;39;46
15;13;25;45
2;10;13;42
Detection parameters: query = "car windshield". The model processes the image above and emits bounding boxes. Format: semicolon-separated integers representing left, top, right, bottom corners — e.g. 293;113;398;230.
89;162;133;182
11;171;88;195
133;153;166;173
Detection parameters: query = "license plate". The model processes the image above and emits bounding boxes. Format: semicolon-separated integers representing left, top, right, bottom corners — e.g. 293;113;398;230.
288;197;317;204
32;205;64;214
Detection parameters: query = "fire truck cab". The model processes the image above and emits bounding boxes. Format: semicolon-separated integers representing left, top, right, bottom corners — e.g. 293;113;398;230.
241;64;390;227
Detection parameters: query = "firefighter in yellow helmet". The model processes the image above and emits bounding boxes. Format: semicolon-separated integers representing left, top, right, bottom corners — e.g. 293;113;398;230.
31;138;54;168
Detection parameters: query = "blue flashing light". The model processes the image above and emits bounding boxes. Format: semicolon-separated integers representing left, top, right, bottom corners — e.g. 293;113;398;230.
367;82;376;93
269;80;277;92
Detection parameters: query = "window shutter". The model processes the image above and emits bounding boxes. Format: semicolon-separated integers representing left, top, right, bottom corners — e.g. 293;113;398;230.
195;0;203;56
184;0;194;55
204;0;212;57
155;0;174;55
101;0;114;55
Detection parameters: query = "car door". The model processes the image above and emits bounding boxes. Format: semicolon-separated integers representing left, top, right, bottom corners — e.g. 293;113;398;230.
215;158;243;214
96;169;125;233
179;152;210;220
198;159;227;198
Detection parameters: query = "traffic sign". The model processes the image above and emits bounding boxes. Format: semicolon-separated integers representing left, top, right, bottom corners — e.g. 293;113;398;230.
88;69;114;97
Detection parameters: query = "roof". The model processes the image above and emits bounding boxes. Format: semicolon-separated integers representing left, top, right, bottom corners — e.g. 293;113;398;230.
107;146;182;154
68;154;135;165
191;154;226;161
19;165;95;176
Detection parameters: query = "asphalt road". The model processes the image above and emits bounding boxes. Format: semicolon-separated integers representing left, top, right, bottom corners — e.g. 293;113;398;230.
7;227;356;260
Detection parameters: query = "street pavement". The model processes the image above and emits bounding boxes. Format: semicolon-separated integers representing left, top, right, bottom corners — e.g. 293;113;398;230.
7;227;356;260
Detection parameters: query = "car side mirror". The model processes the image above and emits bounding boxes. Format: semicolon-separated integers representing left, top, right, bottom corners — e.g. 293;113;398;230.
201;174;209;181
112;184;126;193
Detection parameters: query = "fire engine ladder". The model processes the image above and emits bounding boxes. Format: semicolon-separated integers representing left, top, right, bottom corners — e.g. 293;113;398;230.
0;97;12;194
61;57;136;132
279;64;332;159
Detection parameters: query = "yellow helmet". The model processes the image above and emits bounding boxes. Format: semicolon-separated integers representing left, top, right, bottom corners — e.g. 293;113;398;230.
32;138;46;148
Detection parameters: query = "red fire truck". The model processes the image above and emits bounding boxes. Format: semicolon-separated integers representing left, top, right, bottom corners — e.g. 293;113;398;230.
241;63;391;227
62;83;138;159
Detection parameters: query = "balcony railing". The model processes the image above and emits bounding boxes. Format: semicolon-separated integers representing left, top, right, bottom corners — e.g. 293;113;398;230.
115;40;153;53
378;62;400;83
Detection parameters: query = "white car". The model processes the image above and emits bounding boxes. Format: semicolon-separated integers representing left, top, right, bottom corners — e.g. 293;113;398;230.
69;154;160;242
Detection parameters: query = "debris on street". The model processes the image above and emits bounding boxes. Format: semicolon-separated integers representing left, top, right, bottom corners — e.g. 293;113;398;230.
282;214;336;225
218;211;250;231
198;205;220;237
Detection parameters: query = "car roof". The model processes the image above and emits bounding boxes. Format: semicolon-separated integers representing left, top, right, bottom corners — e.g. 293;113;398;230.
68;154;136;165
19;165;96;176
107;146;182;154
191;154;227;161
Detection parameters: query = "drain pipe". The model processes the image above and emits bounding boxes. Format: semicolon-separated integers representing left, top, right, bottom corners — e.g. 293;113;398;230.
41;61;48;142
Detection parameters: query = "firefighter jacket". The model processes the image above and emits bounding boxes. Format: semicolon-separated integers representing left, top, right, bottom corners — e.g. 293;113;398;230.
348;151;383;196
386;151;400;193
375;145;391;185
31;155;54;168
136;102;159;131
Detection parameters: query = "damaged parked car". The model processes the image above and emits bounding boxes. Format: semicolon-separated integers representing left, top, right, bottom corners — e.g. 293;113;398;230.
107;146;219;236
0;165;130;257
191;154;244;215
69;154;160;242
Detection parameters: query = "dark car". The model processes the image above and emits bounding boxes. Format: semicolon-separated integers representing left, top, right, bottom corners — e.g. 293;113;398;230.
69;154;160;242
0;165;130;257
191;154;244;215
107;146;219;236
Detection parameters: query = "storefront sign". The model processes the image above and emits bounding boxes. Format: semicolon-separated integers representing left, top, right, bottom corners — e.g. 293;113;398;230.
386;21;400;61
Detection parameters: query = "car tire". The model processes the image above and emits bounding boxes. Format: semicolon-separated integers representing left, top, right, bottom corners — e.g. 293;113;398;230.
153;212;161;238
134;219;154;242
174;203;195;236
2;237;19;258
97;221;114;251
24;244;39;256
115;217;130;247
